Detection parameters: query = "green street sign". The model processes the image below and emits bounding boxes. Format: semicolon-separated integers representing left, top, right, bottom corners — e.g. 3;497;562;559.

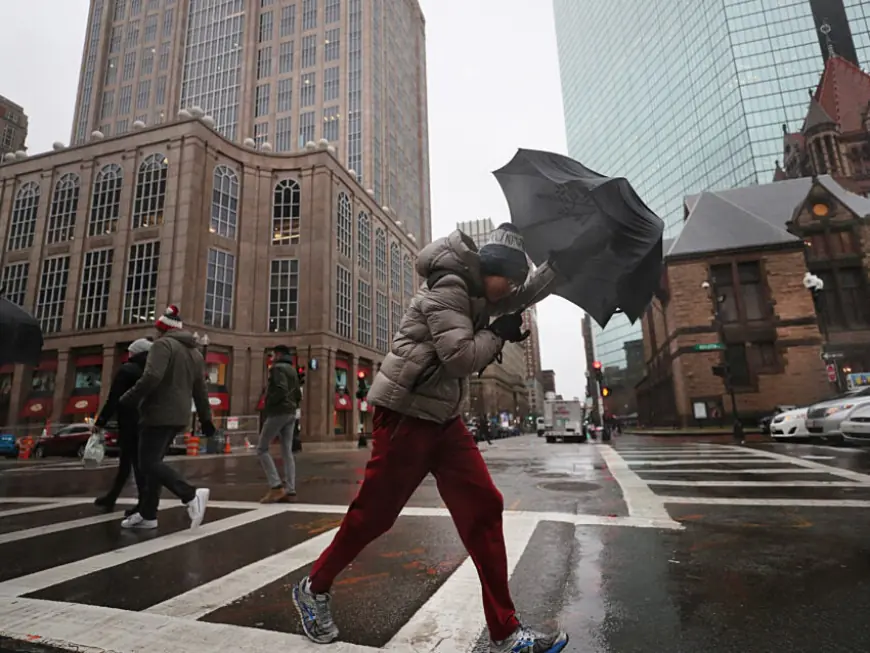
693;343;726;352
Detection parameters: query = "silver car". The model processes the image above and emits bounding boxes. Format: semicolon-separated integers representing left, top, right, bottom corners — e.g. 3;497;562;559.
841;403;870;446
804;387;870;443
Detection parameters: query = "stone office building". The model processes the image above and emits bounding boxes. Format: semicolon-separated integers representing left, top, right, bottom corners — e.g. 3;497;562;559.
0;117;419;443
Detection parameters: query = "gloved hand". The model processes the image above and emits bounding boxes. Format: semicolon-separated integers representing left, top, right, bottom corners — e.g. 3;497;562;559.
94;416;107;429
488;312;531;343
201;420;217;439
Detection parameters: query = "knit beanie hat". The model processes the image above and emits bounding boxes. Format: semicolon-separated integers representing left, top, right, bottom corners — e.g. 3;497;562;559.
128;338;153;355
479;223;529;285
156;304;183;332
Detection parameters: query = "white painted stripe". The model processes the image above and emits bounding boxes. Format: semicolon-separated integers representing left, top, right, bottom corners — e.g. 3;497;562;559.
385;513;538;651
625;459;784;466
663;496;870;507
618;452;766;457
0;511;124;545
0;508;276;598
146;527;340;619
648;480;870;487
636;468;843;475
0;597;378;653
0;497;85;505
0;501;88;518
726;446;870;483
598;446;677;523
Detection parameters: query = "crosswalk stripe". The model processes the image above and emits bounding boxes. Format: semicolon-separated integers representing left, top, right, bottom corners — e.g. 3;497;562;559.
0;501;89;518
598;446;675;523
625;459;780;466
647;480;870;487
0;508;273;598
384;513;538;651
663;497;870;507
637;468;837;474
0;597;379;653
145;527;340;619
727;446;870;483
0;511;125;545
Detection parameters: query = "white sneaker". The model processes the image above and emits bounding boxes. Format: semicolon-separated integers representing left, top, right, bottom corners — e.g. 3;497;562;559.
186;488;210;529
121;513;158;530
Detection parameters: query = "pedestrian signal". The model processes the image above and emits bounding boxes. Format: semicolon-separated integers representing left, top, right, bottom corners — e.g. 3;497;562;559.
297;366;306;386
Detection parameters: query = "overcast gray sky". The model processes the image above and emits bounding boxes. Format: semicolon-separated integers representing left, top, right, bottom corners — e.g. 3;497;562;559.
1;0;587;401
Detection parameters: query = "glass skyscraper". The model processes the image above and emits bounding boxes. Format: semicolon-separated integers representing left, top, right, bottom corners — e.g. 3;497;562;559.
554;0;867;374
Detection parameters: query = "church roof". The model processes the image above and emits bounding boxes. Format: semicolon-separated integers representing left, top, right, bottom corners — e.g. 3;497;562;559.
813;55;870;133
803;97;837;132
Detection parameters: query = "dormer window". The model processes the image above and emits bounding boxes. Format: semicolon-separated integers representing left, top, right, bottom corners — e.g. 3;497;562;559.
812;202;831;217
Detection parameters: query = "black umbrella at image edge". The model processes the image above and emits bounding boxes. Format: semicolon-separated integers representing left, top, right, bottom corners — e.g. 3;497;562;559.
0;296;44;367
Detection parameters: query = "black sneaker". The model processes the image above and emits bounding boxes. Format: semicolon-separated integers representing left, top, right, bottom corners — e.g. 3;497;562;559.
94;496;115;512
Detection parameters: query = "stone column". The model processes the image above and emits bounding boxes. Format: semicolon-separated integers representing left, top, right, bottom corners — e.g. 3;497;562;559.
99;344;116;406
351;354;360;438
51;349;71;424
8;364;26;427
326;348;337;441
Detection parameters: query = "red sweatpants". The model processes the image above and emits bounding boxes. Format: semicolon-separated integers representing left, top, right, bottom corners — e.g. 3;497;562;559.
309;407;520;641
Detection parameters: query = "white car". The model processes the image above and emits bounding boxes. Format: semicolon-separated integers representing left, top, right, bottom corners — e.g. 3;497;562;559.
770;407;809;440
841;403;870;446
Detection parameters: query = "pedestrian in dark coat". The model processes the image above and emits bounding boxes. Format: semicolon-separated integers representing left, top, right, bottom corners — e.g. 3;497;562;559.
94;338;152;515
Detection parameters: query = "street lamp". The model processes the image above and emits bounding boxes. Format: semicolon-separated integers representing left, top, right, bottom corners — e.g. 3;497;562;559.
701;280;743;443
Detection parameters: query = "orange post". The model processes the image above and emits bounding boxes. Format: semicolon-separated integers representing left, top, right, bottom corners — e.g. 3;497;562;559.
223;432;232;454
18;436;33;460
186;434;199;456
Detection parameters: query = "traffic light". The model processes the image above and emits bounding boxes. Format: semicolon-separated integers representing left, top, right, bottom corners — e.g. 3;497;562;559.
297;366;306;386
592;360;603;382
601;386;611;398
356;370;368;399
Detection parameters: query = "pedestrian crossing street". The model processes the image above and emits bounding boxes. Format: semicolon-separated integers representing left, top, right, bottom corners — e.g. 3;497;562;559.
3;441;870;653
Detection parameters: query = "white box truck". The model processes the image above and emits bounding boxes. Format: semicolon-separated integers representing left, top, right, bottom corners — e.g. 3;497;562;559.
543;399;585;444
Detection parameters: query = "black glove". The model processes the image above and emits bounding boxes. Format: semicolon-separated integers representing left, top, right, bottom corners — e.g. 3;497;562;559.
201;420;216;438
488;312;531;343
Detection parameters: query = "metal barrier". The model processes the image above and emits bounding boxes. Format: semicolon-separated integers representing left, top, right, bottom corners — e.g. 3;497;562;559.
211;415;261;454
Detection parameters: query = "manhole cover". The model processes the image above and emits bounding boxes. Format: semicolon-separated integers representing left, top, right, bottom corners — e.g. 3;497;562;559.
539;481;601;493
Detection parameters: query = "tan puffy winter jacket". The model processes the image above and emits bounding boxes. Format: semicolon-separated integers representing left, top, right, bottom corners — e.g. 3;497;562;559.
367;230;558;424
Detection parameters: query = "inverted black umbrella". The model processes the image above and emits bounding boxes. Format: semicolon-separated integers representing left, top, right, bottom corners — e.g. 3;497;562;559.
0;294;43;366
493;148;665;328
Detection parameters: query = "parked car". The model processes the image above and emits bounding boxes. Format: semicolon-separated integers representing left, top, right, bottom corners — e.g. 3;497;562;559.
760;405;798;434
840;404;870;446
804;387;870;443
0;432;19;458
102;423;120;457
31;423;94;459
770;407;809;440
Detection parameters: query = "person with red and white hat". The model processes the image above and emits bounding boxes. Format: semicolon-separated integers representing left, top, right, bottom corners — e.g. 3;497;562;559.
119;305;214;530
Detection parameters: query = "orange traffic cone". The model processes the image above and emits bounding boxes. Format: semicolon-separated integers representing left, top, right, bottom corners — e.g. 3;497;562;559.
223;432;232;454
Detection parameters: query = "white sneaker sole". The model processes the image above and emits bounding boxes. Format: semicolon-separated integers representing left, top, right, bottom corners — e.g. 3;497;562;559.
188;488;210;529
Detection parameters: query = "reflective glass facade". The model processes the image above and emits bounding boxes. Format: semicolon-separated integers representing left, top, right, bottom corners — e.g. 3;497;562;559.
554;0;863;372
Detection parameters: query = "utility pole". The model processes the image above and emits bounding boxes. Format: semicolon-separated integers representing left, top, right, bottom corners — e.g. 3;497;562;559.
702;281;744;444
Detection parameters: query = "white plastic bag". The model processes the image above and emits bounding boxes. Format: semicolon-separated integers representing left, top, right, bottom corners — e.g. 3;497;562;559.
82;431;105;468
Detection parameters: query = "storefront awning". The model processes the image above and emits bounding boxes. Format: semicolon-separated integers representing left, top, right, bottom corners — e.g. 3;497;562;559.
64;395;100;415
208;393;229;411
20;397;52;419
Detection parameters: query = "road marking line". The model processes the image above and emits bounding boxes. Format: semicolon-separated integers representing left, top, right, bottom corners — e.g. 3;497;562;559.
636;468;843;475
0;499;682;530
598;446;677;524
0;511;125;545
617;452;766;457
0;509;277;598
0;501;89;518
624;459;779;466
726;446;870;483
664;497;870;507
145;527;340;619
647;480;870;487
0;597;379;653
384;513;538;652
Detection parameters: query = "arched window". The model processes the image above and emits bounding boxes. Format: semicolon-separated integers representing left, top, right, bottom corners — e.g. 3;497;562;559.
273;179;301;244
45;173;81;245
357;212;371;270
403;254;413;296
211;165;239;239
337;192;352;258
390;242;401;294
6;181;40;251
89;164;123;236
132;153;168;229
375;228;387;283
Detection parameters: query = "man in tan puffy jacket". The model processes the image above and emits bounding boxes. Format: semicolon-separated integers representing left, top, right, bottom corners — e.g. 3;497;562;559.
293;223;570;653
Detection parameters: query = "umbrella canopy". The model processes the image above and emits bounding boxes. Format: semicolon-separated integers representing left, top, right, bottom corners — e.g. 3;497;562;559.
493;148;665;328
0;296;43;366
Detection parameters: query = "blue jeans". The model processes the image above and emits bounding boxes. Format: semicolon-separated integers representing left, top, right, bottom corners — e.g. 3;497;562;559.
256;414;297;492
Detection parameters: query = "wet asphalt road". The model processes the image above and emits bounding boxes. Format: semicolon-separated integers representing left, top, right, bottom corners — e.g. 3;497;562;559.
2;434;870;652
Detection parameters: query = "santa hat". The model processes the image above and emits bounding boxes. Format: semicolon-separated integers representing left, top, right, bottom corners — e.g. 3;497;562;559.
156;305;183;332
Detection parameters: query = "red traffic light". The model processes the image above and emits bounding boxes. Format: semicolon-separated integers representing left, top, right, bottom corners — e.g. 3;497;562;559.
592;361;602;370
357;370;366;379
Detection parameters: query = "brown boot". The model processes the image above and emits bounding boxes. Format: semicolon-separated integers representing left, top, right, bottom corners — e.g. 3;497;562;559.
259;487;286;504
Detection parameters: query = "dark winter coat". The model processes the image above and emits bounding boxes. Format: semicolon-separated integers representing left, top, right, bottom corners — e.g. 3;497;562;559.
120;330;212;428
96;351;148;439
263;355;302;418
